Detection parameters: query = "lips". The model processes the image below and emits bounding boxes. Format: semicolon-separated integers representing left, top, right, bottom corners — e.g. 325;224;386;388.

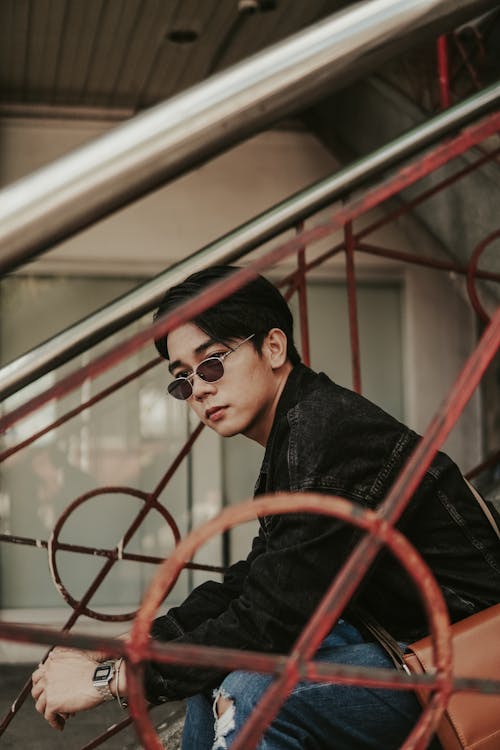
205;406;226;422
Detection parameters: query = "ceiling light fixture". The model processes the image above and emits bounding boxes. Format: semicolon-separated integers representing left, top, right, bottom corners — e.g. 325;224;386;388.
167;29;198;44
238;0;277;14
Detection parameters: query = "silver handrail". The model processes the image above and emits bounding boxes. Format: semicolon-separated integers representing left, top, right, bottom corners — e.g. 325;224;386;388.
0;0;495;276
1;82;499;401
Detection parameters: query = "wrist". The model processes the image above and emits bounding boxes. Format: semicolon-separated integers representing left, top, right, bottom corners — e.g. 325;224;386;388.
113;657;128;710
109;668;118;699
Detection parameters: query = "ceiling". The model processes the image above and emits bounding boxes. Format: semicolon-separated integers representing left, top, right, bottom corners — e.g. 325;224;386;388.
0;0;347;115
1;0;498;128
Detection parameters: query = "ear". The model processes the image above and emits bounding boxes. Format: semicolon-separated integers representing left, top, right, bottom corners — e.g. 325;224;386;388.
263;328;288;370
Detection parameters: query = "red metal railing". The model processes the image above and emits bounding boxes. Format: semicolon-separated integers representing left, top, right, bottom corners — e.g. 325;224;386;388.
0;64;499;750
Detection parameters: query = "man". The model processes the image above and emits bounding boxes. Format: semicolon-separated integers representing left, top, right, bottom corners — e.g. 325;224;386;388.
32;266;500;749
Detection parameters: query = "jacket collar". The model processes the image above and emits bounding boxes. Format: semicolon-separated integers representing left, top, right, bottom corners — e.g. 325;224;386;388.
261;363;316;467
271;362;317;426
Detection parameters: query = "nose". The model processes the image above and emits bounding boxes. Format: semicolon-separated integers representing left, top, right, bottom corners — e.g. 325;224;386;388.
191;372;217;401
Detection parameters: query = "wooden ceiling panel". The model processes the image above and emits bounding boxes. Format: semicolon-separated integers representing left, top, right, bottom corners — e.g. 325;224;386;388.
140;0;237;107
215;2;296;72
54;0;106;105
170;1;237;95
0;0;340;112
4;0;30;96
83;0;141;106
0;2;14;92
24;0;67;101
109;0;174;109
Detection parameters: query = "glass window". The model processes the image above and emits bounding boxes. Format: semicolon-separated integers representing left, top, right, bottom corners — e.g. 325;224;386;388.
0;275;221;617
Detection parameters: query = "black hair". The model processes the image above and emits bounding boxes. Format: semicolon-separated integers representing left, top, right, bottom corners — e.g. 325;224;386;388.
153;265;301;365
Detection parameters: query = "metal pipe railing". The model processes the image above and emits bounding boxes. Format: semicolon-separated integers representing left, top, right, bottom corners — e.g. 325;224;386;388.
1;81;499;402
0;0;496;278
2;107;499;436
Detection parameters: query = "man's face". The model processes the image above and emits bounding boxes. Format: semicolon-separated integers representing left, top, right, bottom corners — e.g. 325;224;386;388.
166;322;290;445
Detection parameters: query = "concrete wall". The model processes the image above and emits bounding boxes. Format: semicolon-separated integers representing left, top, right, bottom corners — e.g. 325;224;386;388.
0;117;338;277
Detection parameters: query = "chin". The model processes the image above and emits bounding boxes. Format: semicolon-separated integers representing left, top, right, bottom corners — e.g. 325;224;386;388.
205;419;237;437
213;424;241;438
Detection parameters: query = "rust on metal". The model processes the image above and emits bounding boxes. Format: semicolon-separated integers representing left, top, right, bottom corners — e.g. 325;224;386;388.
466;228;500;322
344;221;362;393
437;35;451;109
295;222;311;367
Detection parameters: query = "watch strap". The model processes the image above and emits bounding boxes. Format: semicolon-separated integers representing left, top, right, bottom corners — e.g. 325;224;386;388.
92;660;116;702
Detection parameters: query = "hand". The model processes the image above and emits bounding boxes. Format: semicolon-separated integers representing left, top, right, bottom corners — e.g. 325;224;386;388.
31;647;105;731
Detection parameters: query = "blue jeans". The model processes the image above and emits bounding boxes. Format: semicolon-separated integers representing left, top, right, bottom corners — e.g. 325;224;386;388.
182;620;441;750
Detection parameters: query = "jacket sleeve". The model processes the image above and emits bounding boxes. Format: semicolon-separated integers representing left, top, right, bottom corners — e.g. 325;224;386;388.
143;501;357;703
150;529;266;641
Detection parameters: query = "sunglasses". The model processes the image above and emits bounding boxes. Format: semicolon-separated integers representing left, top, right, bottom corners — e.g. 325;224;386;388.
167;334;255;400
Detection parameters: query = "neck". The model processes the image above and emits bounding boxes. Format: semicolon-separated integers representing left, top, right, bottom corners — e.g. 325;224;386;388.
245;362;293;446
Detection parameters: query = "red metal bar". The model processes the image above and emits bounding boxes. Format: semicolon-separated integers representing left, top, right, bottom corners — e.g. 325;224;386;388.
2;109;499;438
279;242;346;289
1;487;500;746
295;223;311;366
437;35;451;109
7;216;496;471
227;308;500;750
0;532;222;571
452;29;483;92
282;282;297;303
1;616;499;696
0;422;205;733
150;422;204;500
126;492;455;750
466;228;500;322
295;243;346;279
0;357;162;465
344;221;362;393
356;145;500;243
48;488;180;621
46;422;205;621
357;241;500;283
295;307;500;654
79;716;138;750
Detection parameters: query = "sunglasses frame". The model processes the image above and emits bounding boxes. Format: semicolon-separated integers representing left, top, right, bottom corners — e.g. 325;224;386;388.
167;333;255;400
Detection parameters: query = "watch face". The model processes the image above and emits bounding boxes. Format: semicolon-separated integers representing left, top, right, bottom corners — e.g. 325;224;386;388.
94;664;112;683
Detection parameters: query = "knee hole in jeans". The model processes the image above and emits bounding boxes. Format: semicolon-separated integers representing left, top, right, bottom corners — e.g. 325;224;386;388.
211;689;236;750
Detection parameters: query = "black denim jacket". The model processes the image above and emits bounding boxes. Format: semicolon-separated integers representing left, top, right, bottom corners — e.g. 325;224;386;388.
144;364;500;702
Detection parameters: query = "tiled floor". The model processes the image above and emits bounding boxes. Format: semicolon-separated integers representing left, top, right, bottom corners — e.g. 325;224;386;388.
0;664;184;749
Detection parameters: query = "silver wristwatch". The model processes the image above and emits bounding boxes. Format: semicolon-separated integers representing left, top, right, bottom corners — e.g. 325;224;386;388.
92;660;116;701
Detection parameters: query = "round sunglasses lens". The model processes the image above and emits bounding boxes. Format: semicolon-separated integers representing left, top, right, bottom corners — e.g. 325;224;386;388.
197;358;224;382
168;379;192;400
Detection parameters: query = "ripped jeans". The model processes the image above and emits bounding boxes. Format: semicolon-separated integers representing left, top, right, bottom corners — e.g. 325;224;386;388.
181;620;441;750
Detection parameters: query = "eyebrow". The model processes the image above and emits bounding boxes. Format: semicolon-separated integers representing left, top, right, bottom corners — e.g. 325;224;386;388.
168;337;221;375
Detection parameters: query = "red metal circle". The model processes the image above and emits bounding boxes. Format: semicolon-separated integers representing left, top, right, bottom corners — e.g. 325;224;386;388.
466;229;500;323
126;493;453;750
48;487;181;621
